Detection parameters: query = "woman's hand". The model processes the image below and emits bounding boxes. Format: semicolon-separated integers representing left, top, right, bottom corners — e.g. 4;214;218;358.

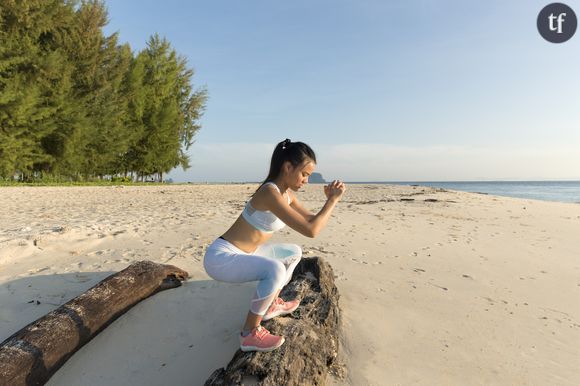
324;180;346;202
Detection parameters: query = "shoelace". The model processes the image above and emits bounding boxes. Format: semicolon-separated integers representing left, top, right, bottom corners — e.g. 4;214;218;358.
255;326;269;340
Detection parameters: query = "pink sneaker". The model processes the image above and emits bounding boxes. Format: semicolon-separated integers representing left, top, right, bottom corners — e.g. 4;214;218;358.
239;326;285;352
262;297;300;321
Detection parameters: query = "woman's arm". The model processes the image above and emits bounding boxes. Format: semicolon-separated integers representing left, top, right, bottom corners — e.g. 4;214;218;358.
288;191;315;222
265;181;345;238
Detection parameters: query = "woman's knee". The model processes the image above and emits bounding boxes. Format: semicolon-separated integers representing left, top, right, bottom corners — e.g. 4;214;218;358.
292;244;302;257
286;244;302;264
263;259;286;284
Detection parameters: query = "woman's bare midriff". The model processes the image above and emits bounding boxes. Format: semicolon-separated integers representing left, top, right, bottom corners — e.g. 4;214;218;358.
220;215;272;254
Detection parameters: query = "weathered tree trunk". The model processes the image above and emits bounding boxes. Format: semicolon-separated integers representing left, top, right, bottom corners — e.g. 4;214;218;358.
0;260;189;386
205;256;342;386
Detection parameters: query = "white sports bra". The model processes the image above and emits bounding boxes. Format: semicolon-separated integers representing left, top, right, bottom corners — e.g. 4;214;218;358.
241;182;290;233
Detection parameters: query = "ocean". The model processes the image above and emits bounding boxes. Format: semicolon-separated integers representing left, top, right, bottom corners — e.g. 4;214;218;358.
346;181;580;203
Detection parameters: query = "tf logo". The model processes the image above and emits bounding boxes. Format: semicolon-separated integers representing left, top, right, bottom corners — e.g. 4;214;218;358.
537;3;577;43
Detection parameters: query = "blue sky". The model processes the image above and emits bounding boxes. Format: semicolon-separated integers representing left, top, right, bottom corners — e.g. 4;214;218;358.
103;1;580;182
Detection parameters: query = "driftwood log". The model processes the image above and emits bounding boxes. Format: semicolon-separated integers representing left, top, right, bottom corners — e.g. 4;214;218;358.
0;260;188;386
205;256;343;386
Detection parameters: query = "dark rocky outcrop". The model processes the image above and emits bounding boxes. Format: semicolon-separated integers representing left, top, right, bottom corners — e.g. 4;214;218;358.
0;261;188;386
309;173;326;184
205;256;343;386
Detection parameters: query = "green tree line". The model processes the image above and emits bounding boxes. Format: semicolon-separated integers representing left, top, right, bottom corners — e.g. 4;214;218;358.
0;0;207;182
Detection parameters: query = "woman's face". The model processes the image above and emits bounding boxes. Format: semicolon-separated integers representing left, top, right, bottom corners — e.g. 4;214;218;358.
285;159;316;191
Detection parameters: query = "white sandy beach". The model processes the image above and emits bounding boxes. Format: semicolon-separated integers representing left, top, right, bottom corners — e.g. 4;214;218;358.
1;184;579;385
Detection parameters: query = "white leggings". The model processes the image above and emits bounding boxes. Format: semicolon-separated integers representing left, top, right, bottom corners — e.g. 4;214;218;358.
203;237;302;316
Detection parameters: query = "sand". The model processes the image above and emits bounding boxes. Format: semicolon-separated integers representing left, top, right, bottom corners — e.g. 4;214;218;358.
1;184;579;385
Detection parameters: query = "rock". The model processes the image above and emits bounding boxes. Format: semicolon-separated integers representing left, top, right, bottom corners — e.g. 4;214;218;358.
205;257;343;386
309;173;326;184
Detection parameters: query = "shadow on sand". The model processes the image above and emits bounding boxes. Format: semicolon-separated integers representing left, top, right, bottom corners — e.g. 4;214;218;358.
1;271;256;386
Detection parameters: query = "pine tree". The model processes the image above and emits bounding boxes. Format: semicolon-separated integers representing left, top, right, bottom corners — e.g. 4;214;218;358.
129;34;206;181
0;0;76;179
1;1;206;181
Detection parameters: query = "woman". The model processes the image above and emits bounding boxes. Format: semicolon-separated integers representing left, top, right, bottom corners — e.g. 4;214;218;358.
203;139;346;352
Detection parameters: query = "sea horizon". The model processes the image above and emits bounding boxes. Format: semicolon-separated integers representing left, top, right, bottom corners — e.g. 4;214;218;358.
181;180;580;204
349;180;580;204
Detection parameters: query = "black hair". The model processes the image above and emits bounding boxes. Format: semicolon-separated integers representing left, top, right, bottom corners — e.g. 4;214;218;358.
254;139;316;194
